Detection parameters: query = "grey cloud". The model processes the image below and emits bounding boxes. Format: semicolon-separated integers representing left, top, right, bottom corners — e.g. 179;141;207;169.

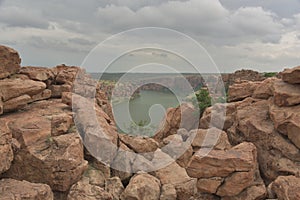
0;6;49;29
68;37;95;46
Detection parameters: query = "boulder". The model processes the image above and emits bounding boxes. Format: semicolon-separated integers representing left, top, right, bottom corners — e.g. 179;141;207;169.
197;177;223;194
83;166;106;187
49;84;72;98
0;45;21;79
119;134;159;153
199;102;236;131
228;81;260;102
160;184;177;200
3;94;31;113
105;177;124;200
20;66;55;81
0;179;53;200
0;78;46;102
187;142;257;178
222;183;267;200
252;77;277;99
161;134;193;168
190;128;231;151
0;121;13;174
153;159;197;199
273;79;300;106
270;103;300;148
281;66;300;84
227;98;300;183
153;103;199;142
271;176;300;200
68;177;113;200
1;100;88;192
120;173;161;200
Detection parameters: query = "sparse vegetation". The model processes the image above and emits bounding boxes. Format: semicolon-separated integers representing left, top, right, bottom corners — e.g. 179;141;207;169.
263;72;277;78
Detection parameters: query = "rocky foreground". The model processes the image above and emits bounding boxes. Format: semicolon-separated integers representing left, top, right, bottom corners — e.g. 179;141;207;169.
0;45;300;200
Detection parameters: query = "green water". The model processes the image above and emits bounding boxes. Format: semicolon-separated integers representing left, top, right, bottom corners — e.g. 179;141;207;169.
112;90;180;135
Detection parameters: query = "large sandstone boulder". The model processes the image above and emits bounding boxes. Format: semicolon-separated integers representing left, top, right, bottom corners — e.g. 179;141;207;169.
187;142;256;178
252;77;277;99
228;81;260;102
68;177;113;200
105;177;124;200
153;103;199;142
0;78;49;114
271;176;300;200
187;142;266;198
0;45;21;79
1;100;88;192
281;66;300;84
272;79;300;107
0;121;13;174
270;103;300;148
153;156;197;200
120;173;161;200
0;179;53;200
119;134;158;153
20;66;55;82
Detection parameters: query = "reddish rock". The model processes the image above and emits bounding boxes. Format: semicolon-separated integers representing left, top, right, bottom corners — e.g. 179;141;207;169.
119;134;158;153
1;100;88;192
0;179;53;200
271;176;300;200
120;173;161;200
187;142;257;178
281;66;300;84
0;78;46;102
190;128;231;151
270;103;300;148
228;81;260;102
0;121;13;174
273;79;300;107
49;84;72;98
160;184;177;200
3;94;31;112
154;103;199;142
20;66;55;81
105;177;124;200
68;177;113;200
199;102;236;131
252;77;277;99
0;45;21;79
197;177;223;194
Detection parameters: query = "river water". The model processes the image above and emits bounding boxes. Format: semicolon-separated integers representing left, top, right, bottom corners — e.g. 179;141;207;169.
112;90;180;135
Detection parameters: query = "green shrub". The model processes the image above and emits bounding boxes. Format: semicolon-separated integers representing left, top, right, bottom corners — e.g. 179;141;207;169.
263;72;277;78
192;88;212;116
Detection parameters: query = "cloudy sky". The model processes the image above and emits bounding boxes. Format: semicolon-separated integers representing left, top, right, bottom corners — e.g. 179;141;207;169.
0;0;300;73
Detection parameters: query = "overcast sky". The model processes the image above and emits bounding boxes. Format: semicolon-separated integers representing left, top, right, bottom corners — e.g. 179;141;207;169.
0;0;300;72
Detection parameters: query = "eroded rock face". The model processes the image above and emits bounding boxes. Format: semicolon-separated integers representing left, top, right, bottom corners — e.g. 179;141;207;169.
119;134;159;153
271;176;300;200
281;66;300;84
0;78;48;113
153;103;199;142
272;79;300;107
105;177;124;200
120;173;161;200
20;66;55;82
187;142;266;198
1;100;88;192
0;179;53;200
270;103;300;148
68;177;113;200
0;121;13;174
0;45;21;79
228;81;260;102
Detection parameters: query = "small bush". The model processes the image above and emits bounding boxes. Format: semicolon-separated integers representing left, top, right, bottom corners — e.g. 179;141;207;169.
264;72;277;78
192;88;212;116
